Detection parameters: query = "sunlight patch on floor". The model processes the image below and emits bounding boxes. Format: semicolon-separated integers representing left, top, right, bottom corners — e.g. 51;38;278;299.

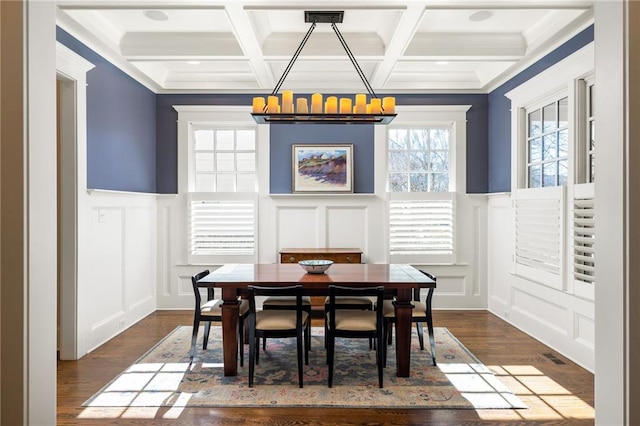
80;362;191;418
540;395;595;419
475;364;594;422
441;363;526;409
75;360;593;422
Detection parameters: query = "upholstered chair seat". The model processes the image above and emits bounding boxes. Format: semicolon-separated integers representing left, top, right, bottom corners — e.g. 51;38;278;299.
201;299;249;317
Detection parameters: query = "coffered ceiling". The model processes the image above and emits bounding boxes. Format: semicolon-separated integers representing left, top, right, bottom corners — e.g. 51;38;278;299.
56;0;594;94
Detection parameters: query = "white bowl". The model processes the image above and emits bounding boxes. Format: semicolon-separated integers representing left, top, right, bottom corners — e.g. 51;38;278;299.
298;259;333;274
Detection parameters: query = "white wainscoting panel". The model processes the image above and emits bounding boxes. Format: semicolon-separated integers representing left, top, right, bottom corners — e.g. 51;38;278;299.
126;206;156;310
77;191;156;355
178;273;195;298
276;206;320;250
487;193;595;371
266;194;386;264
88;206;125;329
159;204;172;296
434;275;466;296
574;312;595;349
487;195;513;310
326;206;367;250
511;286;568;335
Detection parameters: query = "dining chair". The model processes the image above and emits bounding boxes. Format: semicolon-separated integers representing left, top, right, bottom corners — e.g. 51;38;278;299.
326;285;385;388
190;270;250;365
261;293;313;350
323;295;374;349
381;270;437;367
247;284;310;388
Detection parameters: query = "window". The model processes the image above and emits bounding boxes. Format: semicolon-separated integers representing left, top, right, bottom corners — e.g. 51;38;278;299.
388;126;455;261
506;43;594;291
388;128;450;192
192;127;256;192
526;97;569;188
586;81;595;183
175;105;258;263
189;126;256;259
385;105;468;265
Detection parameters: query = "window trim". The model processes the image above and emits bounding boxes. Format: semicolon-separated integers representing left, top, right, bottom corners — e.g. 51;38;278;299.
386;105;471;194
583;74;596;184
175;105;257;194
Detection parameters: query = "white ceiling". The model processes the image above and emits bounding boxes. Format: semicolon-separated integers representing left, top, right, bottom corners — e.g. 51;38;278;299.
56;0;594;94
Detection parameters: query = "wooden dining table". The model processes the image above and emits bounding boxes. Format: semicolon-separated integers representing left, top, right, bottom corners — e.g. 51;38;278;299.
197;263;436;377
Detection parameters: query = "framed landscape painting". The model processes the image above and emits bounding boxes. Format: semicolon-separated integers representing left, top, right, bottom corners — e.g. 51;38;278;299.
292;144;354;193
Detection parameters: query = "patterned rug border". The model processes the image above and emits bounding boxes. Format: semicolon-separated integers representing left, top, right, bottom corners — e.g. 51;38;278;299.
83;326;527;410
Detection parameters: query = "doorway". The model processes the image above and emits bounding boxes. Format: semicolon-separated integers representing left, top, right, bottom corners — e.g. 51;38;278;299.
56;73;78;359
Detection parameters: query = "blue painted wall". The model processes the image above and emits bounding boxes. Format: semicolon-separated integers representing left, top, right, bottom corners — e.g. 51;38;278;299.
57;28;157;193
487;25;594;193
270;124;375;193
156;93;488;194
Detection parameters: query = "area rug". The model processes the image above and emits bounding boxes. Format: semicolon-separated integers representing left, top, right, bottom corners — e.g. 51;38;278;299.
83;326;526;410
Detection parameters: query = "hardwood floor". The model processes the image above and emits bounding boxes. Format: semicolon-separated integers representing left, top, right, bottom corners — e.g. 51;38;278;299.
57;310;594;425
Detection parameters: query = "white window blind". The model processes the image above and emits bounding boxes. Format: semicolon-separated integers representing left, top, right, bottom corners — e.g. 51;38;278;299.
515;199;561;273
573;197;595;284
514;186;565;289
389;198;454;256
190;199;255;255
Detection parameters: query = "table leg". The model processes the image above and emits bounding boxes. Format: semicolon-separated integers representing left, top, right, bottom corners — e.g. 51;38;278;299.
221;288;240;376
425;287;437;366
393;288;413;377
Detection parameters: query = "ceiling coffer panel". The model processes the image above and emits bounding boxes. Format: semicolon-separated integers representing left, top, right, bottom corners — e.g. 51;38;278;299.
120;32;244;59
404;33;526;59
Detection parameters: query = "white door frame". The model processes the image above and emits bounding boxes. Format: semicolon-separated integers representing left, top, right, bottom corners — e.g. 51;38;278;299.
56;43;94;360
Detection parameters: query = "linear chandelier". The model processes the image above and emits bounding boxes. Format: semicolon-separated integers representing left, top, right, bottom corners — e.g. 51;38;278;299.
251;11;396;125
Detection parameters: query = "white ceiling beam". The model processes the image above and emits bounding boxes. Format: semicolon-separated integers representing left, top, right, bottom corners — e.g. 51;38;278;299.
369;3;426;90
225;3;274;90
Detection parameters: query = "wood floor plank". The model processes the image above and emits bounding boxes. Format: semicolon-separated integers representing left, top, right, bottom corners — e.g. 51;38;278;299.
57;310;594;425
